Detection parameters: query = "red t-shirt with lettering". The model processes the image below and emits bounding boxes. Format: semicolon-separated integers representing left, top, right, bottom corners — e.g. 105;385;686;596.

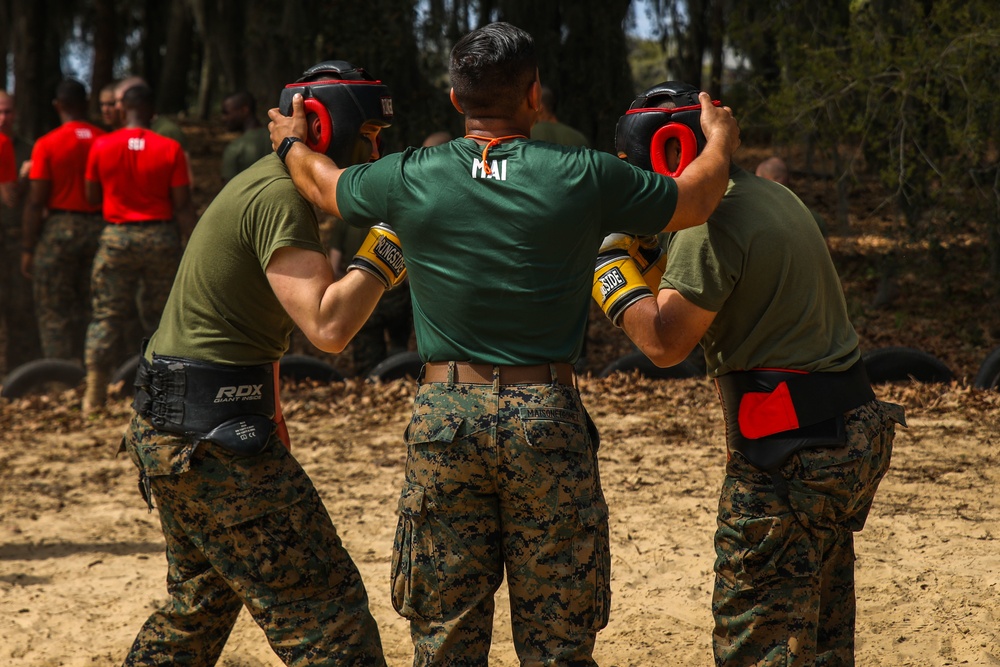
29;120;105;212
0;133;15;183
85;128;190;223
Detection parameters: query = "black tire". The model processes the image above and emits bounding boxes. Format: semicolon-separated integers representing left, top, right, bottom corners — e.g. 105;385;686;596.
109;354;142;390
862;346;954;384
598;350;702;380
973;346;1000;390
366;350;423;382
1;359;86;399
278;354;343;383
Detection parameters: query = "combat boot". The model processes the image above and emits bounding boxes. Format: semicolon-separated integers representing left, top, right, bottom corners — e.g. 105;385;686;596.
83;369;108;414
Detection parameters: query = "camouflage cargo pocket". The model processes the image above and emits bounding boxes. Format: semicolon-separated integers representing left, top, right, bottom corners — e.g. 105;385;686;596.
221;489;347;609
391;482;437;620
575;494;612;630
391;478;502;623
517;406;591;453
716;510;821;592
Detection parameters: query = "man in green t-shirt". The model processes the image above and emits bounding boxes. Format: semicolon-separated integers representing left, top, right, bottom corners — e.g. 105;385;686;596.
603;82;905;666
220;91;273;183
530;84;589;147
269;23;740;665
117;62;396;666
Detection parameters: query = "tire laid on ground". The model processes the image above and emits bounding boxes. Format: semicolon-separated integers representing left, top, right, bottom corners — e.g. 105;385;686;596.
366;350;423;382
278;354;343;383
973;346;1000;390
110;354;142;390
1;359;86;399
862;346;954;384
598;349;702;380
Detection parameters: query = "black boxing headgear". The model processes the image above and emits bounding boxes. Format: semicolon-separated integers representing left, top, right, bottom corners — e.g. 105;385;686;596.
614;81;720;177
279;60;394;167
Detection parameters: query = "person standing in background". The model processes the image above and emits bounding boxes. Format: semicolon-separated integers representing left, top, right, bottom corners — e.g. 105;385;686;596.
530;84;589;147
220;91;273;183
21;79;106;362
83;83;195;413
98;82;118;131
0;90;41;375
756;155;828;237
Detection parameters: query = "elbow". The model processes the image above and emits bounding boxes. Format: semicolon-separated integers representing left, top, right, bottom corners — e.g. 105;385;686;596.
634;338;690;369
306;323;353;354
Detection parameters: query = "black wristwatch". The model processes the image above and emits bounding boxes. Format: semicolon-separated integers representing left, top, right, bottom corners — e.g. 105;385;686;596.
277;136;303;164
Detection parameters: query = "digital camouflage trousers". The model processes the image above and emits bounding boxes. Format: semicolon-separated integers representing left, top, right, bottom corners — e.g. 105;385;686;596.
120;413;386;667
392;378;610;666
32;212;103;360
85;223;181;372
712;399;906;667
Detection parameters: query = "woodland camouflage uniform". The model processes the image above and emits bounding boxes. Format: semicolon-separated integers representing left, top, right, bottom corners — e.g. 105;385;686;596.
121;414;385;666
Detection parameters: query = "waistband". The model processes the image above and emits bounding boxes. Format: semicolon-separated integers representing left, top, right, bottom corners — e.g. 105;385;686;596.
422;361;575;386
714;359;875;471
48;208;102;217
108;219;173;226
133;352;275;434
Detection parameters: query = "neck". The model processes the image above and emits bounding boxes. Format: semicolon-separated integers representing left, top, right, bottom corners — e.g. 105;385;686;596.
464;117;530;141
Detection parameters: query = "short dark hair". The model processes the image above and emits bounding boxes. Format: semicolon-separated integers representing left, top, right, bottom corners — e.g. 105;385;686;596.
225;91;256;114
121;83;154;112
449;22;537;118
55;79;88;111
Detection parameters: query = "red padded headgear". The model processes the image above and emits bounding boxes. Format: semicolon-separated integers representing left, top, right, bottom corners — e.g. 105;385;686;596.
278;60;393;166
614;81;720;177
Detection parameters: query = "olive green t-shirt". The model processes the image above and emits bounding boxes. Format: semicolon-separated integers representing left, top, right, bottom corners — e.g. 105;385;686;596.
661;166;859;376
530;121;590;148
147;154;325;364
221;127;273;182
337;137;677;364
151;116;187;151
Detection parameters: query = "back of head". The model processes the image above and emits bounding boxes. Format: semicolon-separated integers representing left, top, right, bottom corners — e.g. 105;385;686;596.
278;60;393;167
55;79;88;114
756;156;789;186
615;81;718;177
539;85;556;115
449;22;537;119
121;83;155;118
226;91;257;115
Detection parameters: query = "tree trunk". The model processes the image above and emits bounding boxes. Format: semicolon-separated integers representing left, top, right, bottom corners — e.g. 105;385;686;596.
11;0;62;139
89;0;117;119
158;0;194;114
0;0;10;91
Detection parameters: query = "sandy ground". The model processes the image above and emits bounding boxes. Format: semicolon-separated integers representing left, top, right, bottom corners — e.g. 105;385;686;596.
1;375;998;666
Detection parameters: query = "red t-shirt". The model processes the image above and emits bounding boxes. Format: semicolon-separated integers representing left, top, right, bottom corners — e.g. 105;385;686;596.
29;120;105;212
0;133;15;183
85;128;190;223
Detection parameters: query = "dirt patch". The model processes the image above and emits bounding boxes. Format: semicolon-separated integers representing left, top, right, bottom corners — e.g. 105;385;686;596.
1;377;997;666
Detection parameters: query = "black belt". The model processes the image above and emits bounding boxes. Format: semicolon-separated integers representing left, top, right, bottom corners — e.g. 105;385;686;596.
715;359;875;471
133;350;277;456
